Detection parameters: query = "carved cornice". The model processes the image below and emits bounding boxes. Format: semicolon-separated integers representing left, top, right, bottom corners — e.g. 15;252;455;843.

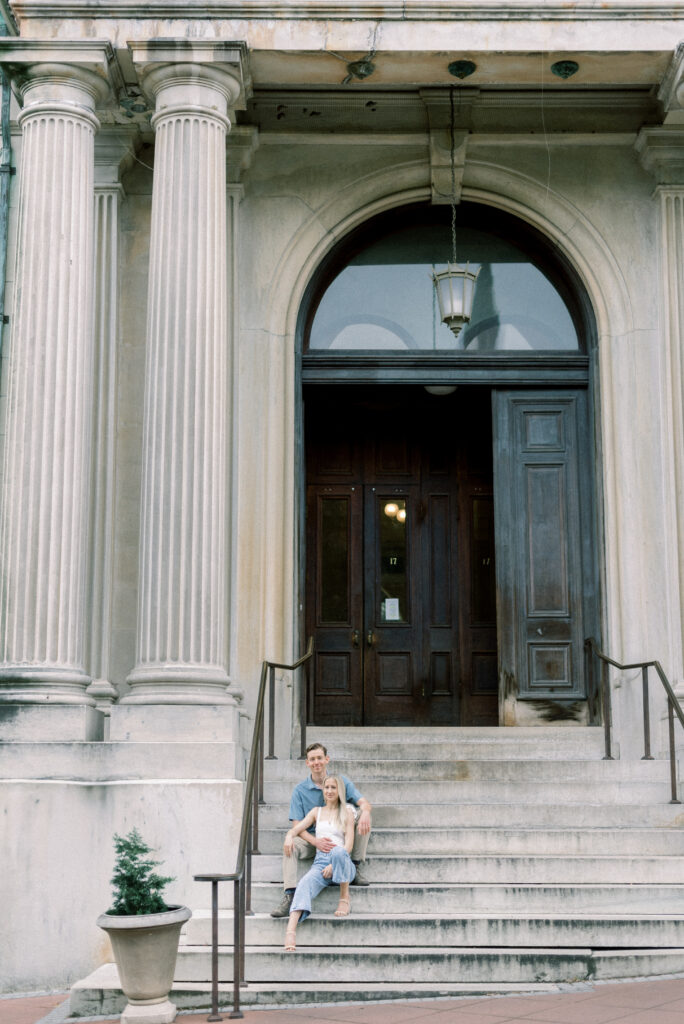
10;1;684;18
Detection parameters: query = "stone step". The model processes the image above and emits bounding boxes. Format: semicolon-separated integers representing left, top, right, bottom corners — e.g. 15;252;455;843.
266;758;667;782
174;944;684;984
251;852;684;884
307;726;608;761
256;825;684;856
247;880;684;915
68;963;573;1016
256;801;684;829
183;911;684;948
264;778;671;805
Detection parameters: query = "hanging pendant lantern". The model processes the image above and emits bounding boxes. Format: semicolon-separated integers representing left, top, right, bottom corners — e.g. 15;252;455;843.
432;85;479;344
431;262;480;339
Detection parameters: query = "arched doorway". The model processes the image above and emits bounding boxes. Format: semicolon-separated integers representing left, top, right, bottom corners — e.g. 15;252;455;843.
299;202;599;727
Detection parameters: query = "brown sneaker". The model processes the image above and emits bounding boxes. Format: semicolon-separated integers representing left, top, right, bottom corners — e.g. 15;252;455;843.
351;862;370;886
270;891;294;917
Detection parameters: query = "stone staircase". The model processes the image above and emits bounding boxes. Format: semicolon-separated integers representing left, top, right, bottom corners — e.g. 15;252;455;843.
71;726;684;1014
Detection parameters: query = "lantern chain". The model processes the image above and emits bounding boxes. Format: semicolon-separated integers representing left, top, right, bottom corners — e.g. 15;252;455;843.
450;85;457;265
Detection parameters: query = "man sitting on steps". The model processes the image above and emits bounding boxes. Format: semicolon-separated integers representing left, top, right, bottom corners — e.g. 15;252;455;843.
270;741;372;918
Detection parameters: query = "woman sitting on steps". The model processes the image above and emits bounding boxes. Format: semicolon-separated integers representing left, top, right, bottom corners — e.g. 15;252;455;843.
283;775;356;951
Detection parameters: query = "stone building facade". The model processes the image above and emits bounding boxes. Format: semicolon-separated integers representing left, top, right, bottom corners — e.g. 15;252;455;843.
1;0;684;994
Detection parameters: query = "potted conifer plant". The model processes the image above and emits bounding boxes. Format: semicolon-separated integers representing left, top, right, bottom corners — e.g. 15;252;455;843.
97;828;191;1024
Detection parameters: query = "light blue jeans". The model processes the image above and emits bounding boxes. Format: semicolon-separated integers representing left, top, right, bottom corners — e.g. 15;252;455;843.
290;847;356;921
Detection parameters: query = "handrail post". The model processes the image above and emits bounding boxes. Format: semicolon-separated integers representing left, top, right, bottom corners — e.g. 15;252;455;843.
585;639;594;722
668;700;681;804
258;712;265;805
207;879;222;1022
194;643;314;1020
641;665;654;759
266;664;276;759
601;658;613;759
245;804;253;916
252;748;261;854
300;654;309;759
239;874;247;987
229;878;242;1019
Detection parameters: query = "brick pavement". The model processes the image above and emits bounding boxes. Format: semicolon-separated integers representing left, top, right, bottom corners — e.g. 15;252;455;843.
3;979;684;1024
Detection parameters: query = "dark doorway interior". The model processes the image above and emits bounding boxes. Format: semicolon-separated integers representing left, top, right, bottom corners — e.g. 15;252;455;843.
305;385;498;727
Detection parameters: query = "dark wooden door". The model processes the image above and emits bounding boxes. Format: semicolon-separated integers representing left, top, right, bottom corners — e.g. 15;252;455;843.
492;390;597;707
305;387;498;726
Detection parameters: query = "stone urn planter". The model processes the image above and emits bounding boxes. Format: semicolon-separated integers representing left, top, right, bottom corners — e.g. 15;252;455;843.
97;905;191;1024
98;829;192;1024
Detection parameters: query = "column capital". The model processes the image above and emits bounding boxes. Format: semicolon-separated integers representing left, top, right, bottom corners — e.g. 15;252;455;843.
635;126;684;186
94;124;140;188
0;40;119;107
227;125;259;183
128;39;251;111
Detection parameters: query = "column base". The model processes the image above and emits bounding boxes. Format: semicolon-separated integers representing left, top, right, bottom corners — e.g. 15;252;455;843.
0;666;94;705
0;703;104;741
109;702;241;742
124;665;237;706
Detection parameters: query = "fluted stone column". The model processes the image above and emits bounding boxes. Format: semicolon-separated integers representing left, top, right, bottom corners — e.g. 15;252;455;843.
636;106;684;728
0;64;107;718
86;130;138;715
658;184;684;703
124;64;241;709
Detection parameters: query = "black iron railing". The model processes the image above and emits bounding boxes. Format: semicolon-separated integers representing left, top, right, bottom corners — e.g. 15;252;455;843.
585;637;684;802
194;638;314;1020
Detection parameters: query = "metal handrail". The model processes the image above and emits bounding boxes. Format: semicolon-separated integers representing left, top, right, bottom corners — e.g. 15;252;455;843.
194;638;314;1020
585;637;684;803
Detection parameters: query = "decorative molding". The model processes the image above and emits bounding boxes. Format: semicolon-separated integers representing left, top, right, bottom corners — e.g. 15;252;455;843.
11;1;684;19
635;126;684;185
659;42;684;112
249;87;656;135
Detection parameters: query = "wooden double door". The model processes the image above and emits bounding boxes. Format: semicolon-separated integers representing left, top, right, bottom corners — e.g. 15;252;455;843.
305;387;498;726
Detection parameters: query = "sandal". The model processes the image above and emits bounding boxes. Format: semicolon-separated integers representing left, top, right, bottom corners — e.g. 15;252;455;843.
334;897;351;917
284;928;297;951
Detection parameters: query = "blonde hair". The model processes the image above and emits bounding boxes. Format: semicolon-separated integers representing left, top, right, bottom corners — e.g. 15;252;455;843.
323;775;351;835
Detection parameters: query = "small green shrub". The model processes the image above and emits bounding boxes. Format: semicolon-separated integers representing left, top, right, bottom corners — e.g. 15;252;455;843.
107;828;175;916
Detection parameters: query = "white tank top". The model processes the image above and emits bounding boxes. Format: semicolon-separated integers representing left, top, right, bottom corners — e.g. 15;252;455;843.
315;806;345;848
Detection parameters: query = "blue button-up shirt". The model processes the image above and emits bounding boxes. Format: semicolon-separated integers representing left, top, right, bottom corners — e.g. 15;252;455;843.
289;774;363;833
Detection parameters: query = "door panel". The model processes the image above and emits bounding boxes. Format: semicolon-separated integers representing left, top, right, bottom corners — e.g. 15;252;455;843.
306;485;363;724
493;390;592;703
364;485;422;724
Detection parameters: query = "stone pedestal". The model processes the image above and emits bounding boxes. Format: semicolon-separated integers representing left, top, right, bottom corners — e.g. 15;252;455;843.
0;63;108;712
125;63;243;714
0;704;104;741
109;703;240;742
